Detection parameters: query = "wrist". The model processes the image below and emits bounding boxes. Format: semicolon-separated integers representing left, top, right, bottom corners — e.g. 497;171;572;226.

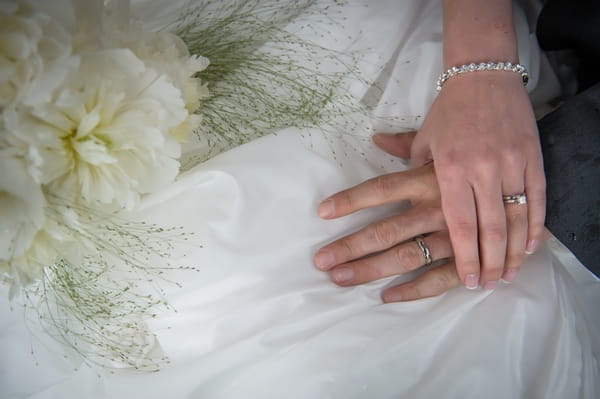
442;0;518;68
444;41;518;70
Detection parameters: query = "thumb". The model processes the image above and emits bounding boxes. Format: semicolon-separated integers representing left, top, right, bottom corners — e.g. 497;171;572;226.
372;131;417;159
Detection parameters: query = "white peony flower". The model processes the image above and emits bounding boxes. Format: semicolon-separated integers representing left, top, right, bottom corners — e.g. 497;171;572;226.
1;0;210;281
79;0;210;139
134;38;210;142
0;0;73;110
122;31;210;142
0;217;66;293
0;145;46;263
15;48;187;209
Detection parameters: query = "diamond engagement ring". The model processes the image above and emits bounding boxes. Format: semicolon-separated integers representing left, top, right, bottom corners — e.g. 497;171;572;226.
414;236;433;266
502;194;527;205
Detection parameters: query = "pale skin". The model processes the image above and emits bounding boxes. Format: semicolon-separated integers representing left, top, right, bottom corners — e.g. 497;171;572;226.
315;133;549;302
315;133;460;301
316;0;546;293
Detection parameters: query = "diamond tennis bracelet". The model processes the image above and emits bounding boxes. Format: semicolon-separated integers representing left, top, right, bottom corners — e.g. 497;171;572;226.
435;61;529;92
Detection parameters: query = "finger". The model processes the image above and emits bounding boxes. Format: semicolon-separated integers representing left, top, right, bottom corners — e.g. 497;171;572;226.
501;197;528;283
314;202;446;270
438;175;481;289
409;130;432;167
372;131;417;158
473;180;507;290
524;159;546;255
329;231;453;286
382;261;461;302
318;164;436;219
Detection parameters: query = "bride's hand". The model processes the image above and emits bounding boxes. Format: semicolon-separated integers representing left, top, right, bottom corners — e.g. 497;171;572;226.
410;73;546;289
314;132;463;302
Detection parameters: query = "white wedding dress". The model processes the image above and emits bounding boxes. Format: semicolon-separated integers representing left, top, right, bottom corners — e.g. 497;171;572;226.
1;1;598;398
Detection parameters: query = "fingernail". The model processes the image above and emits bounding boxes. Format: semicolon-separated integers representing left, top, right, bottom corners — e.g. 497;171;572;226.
318;199;334;218
525;239;539;255
332;267;353;283
501;268;518;283
465;274;479;290
483;280;497;290
383;291;402;303
314;250;334;270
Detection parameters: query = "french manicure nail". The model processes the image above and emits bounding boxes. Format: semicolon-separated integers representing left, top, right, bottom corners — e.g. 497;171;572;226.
314;250;334;270
465;274;479;290
525;239;539;254
318;199;334;218
502;268;518;283
332;267;353;283
483;280;497;290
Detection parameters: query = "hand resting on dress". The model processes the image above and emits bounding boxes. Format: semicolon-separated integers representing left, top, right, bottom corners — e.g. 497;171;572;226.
314;132;548;302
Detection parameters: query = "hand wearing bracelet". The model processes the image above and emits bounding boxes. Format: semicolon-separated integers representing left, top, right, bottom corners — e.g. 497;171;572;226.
411;63;546;289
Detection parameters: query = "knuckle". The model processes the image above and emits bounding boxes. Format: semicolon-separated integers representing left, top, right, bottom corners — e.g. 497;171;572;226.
481;252;505;275
473;156;500;178
439;160;467;181
451;220;478;241
371;175;395;199
373;220;400;247
423;267;455;295
438;148;464;166
393;243;422;270
506;208;527;227
338;190;354;211
371;263;389;280
338;237;356;259
502;150;524;170
480;223;506;242
410;284;426;300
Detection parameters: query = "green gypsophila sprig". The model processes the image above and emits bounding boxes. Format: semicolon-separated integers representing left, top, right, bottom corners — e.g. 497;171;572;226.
170;0;377;168
20;195;199;371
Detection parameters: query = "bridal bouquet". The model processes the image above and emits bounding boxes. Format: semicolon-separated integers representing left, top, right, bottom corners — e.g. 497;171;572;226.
1;0;366;370
1;0;212;370
1;0;208;286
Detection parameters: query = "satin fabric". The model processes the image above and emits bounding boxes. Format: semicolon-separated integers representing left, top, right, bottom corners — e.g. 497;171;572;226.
1;1;598;398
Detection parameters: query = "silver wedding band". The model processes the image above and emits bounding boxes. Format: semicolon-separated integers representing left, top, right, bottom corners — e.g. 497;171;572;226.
414;236;433;266
502;193;527;205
